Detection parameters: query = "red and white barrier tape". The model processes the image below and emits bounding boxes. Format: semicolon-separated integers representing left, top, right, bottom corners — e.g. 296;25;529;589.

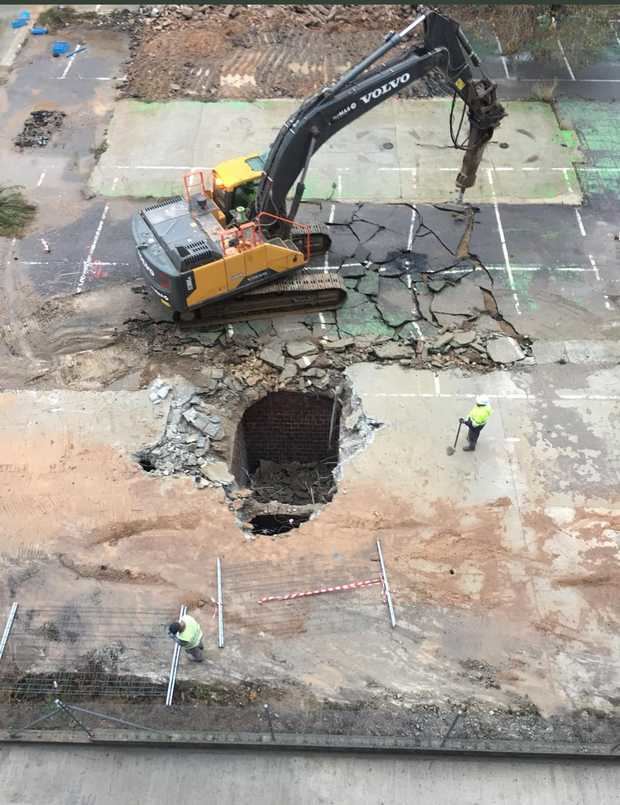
258;577;381;605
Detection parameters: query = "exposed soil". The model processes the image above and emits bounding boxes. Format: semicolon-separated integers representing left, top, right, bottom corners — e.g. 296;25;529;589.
86;4;447;101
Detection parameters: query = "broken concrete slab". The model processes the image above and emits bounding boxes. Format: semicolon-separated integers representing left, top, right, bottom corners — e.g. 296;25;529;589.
296;354;316;370
148;378;171;403
195;331;224;347
376;277;414;327
453;331;477;347
339;288;370;310
429;332;454;351
430;280;485;318
358;271;379;297
201;461;235;485
341;264;367;279
286;341;318;359
321;337;354;352
279;362;298;383
337;299;395;339
182;408;213;433
259;347;285;371
377;254;410;278
486;336;525;364
372;342;412;360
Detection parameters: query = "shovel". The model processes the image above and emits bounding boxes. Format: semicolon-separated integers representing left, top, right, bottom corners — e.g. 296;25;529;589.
446;420;463;456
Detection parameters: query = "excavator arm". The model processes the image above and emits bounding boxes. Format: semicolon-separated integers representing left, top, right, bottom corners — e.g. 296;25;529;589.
252;6;505;236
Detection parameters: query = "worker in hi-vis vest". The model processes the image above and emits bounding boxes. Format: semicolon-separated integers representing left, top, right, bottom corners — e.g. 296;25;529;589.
460;396;493;452
168;614;204;662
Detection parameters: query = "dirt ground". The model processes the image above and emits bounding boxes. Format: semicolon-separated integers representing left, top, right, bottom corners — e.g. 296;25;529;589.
83;4;446;100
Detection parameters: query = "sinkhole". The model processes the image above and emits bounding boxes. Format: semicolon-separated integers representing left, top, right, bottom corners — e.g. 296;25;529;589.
232;391;342;533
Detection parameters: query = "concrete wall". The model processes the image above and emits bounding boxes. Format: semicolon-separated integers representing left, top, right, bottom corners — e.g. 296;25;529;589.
2;745;618;805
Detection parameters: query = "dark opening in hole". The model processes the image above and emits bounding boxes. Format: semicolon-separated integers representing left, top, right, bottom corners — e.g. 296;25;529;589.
449;568;455;575
231;391;341;507
137;456;156;472
250;514;310;535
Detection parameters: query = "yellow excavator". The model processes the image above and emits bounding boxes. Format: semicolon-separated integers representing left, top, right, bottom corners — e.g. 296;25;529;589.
132;6;505;322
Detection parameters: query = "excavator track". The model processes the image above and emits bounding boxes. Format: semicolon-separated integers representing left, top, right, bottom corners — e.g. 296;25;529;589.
184;270;346;326
292;223;331;256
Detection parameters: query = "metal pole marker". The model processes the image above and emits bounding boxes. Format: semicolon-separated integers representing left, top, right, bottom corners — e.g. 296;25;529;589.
165;604;186;706
376;540;397;628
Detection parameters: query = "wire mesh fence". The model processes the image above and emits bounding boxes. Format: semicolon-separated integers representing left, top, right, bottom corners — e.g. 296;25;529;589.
0;584;617;754
0;606;172;700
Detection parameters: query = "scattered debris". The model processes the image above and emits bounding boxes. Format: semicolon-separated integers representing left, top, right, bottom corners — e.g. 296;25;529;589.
201;461;234;486
251;459;336;506
14;111;66;149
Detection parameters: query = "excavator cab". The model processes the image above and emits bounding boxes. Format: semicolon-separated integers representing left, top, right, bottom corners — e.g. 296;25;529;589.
211;152;267;221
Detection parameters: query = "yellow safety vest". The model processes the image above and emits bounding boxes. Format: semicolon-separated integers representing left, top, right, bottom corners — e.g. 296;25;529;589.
468;404;492;427
179;615;203;649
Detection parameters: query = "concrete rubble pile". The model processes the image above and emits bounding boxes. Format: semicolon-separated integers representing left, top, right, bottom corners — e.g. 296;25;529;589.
14;111;66;149
251;458;337;505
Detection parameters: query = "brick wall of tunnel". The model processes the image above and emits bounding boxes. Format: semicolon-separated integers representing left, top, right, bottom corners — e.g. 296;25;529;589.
231;391;341;485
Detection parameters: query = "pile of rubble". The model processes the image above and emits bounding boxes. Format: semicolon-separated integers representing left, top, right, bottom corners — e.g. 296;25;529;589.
140;378;234;483
14;111;66;149
251;458;337;505
81;4;445;101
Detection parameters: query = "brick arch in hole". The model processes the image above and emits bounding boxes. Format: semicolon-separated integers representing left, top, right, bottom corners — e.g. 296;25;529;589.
231;391;341;486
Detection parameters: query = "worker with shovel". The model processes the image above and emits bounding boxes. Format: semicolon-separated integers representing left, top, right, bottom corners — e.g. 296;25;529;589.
460;395;493;452
446;395;493;455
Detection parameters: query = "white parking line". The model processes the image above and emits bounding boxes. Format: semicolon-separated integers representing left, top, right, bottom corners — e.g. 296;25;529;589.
588;254;600;281
114;165;210;170
574;209;586;237
59;44;84;80
494;33;511;79
36;172;46;187
363;390;620;402
336;172;343;199
76;205;109;293
323;204;336;274
560;168;575;194
502;77;620;83
557;38;576;81
487;168;520;316
406;207;417;252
